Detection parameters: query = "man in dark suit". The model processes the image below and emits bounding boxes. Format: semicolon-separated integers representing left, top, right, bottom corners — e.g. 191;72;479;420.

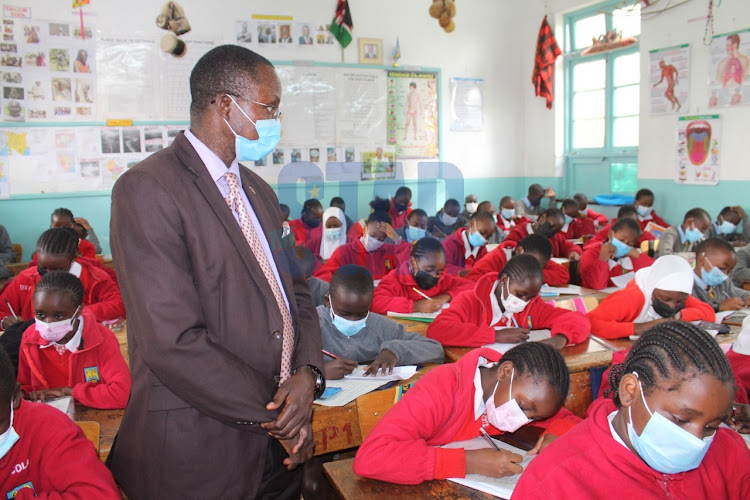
108;45;324;499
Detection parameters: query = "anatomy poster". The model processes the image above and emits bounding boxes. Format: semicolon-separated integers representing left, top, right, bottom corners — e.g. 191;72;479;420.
676;115;720;185
708;29;750;108
387;70;439;159
649;44;689;114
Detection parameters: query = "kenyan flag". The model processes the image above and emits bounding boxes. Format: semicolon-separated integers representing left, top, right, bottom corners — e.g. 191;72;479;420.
330;0;353;48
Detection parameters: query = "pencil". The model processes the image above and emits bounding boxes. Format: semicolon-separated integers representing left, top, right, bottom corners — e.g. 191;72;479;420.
479;427;503;452
4;299;17;319
412;287;432;300
321;349;339;359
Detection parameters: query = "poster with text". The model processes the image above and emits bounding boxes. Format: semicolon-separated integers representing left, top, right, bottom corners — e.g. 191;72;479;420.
360;145;396;180
387;71;439;158
708;29;750;108
450;77;483;130
649;45;689;114
335;69;386;146
676;115;720;185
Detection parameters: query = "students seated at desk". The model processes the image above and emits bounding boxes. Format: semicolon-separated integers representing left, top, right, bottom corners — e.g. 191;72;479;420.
727;317;750;399
49;207;96;259
389;186;413;230
655;208;712;257
372;238;474;315
394;209;435;244
496;196;527;238
427;199;463;240
304;206;347;262
476;201;505;244
503;208;582;261
353;343;580;484
514;322;750;499
0;346;122;499
17;272;130;409
706;205;750;247
461;194;478;221
347;197;392;242
0;223;13;281
288;198;324;246
319;265;443;379
442;211;495;275
573;193;608;226
314;211;405;282
559;199;595;240
692;238;750;312
1;228;126;330
466;234;570;286
516;183;555;220
634;188;669;232
329;196;355;230
427;255;589;348
584;205;655;250
580;218;654;290
587;255;715;339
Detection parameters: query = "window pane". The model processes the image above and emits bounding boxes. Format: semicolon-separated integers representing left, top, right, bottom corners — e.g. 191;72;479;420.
613;85;640;117
573;90;605;119
613;116;639;147
573;119;605;149
611;162;638;193
574;14;605;51
614;52;640;87
613;5;641;38
573;59;606;91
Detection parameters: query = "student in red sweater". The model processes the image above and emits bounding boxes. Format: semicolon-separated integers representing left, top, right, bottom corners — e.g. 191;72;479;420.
466;234;570;286
634;188;669;232
496;196;528;238
18;271;130;409
588;255;715;339
0;346;121;499
559;199;595;239
372;238;474;315
727;316;750;399
389;186;412;229
581;218;654;290
314;210;406;282
584;205;655;250
427;255;589;348
503;208;582;261
442;211;496;275
288;198;324;246
353;343;580;484
514;322;750;499
0;229;125;330
49;207;96;259
573;193;609;226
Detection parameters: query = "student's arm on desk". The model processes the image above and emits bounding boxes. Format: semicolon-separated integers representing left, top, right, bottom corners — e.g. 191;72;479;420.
379;320;444;365
371;276;413;314
586;289;644;339
580;245;611;290
426;293;494;347
533;300;590;345
353;367;463;483
72;330;130;409
312;247;342;283
543;261;570;287
680;296;716;322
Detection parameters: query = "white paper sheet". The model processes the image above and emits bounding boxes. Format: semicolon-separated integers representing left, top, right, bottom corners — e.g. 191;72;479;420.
483;330;552;354
540;284;583;295
313;378;390;407
44;395;73;416
345;364;418;381
610;272;635;289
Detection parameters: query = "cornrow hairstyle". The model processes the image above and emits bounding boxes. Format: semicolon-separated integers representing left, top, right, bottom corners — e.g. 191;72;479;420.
606;321;734;406
444;198;460;210
36;228;78;259
611;217;641;236
502;342;570;406
470;210;495;224
367;210;391;225
0;345;15;402
330;265;374;299
517;234;553;260
499;196;514;206
411;237;444;260
370;196;391;213
34;270;85;308
617;205;638;218
499;254;543;284
561;199;578;211
695;237;734;256
573;193;588;205
51;207;74;221
635;188;654;200
302;199;322;212
408;208;428;221
395;186;411;198
684;207;710;223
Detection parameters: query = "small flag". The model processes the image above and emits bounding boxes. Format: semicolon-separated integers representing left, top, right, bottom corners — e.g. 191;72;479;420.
72;0;90;7
330;0;353;48
392;38;401;66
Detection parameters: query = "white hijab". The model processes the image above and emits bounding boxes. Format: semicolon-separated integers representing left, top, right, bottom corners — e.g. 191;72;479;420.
633;255;694;322
733;315;750;356
321;207;347;260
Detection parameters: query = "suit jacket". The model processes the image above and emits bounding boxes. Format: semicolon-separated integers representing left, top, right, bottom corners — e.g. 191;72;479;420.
108;132;323;498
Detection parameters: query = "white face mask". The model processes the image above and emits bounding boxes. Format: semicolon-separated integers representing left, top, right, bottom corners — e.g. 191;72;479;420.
485;368;531;432
441;212;458;226
361;234;384;252
0;401;20;460
325;227;342;241
500;279;529;314
466;202;479;214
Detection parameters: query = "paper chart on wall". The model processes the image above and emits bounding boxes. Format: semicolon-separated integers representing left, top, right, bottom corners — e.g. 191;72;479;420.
387;70;439;158
450;77;483;130
335;69;387;145
648;44;689;114
161;38;216;119
276;66;336;146
708;29;750;109
675;115;720;185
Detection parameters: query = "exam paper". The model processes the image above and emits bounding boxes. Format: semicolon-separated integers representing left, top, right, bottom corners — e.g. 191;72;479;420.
483;330;552;354
610;272;635;289
540;284;583;295
45;396;73;416
313;378;390;407
346;364;418;381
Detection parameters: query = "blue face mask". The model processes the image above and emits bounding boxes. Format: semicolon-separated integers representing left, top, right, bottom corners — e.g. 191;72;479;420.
627;376;714;474
501;208;515;221
636;205;653;217
406;225;426;242
564;214;574;225
222;95;281;162
719;220;736;235
701;255;728;287
611;237;633;259
329;299;368;337
685;225;704;243
468;228;487;248
0;402;20;461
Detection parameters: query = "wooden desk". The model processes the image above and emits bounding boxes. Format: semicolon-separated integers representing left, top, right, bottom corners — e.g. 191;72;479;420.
6;261;27;276
391;317;430;337
597;329;739;352
71;403;124;461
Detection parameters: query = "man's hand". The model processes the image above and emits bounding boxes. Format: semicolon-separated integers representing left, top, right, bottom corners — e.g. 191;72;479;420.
26;387;72;402
527;433;558;455
324;358;357;380
262;369;315;440
277;422;315;470
539;334;567;350
465;448;524;477
413;299;443;313
719;297;744;311
496;328;529;344
364;349;397;376
545;187;556;198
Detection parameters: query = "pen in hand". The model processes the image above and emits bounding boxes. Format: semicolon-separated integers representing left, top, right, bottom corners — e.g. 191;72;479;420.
4;299;18;319
480;427;503;452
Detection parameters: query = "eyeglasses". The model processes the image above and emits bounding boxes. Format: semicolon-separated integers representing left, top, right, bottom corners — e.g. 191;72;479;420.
237;96;281;120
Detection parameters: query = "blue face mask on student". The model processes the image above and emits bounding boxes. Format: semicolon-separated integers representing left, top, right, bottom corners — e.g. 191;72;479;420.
406;226;426;242
701;255;728;287
611;237;632;259
468;229;487;248
0;402;19;461
222;95;281;162
685;225;704;243
636;205;653;217
627;375;714;474
329;300;368;337
719;220;737;235
501;208;515;221
564;214;574;225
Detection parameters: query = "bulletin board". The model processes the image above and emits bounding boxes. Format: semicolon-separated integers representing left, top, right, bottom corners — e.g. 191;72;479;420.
0;14;442;197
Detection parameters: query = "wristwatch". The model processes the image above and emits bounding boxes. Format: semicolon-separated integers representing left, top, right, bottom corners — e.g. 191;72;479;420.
293;364;326;399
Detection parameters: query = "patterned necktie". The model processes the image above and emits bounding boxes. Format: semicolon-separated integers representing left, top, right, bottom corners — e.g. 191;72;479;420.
224;172;294;384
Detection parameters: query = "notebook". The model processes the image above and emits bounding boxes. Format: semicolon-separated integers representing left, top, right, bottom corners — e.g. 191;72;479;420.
483;330;552;354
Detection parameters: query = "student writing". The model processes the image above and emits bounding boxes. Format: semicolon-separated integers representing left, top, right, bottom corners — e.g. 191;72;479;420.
691;237;750;312
503;208;582;261
655;208;711;257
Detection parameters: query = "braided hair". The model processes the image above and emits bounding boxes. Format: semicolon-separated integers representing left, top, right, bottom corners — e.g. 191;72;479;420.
503;342;570;406
470;210;495;224
499;254;543;284
606;321;734;406
411;237;444;260
36;227;78;259
34;270;85;308
517;234;553;261
51;207;74;223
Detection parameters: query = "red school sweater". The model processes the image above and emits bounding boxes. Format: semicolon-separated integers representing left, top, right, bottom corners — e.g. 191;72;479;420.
426;272;590;347
584;221;655;250
352;348;580;484
0;262;126;324
504;223;582;259
727;349;750;398
442;227;488;275
288;218;322;246
0;400;121;499
513;398;750;500
637;210;669;231
313;238;405;282
371;262;475;314
587;280;716;339
17;312;131;409
465;247;570;286
388;198;412;229
584;207;609;226
580;242;655;290
559;218;596;239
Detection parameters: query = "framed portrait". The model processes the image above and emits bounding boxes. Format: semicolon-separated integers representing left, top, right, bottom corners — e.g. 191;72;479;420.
358;38;383;65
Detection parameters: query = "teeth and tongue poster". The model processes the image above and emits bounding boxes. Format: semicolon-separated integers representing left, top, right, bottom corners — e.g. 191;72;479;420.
675;115;720;185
